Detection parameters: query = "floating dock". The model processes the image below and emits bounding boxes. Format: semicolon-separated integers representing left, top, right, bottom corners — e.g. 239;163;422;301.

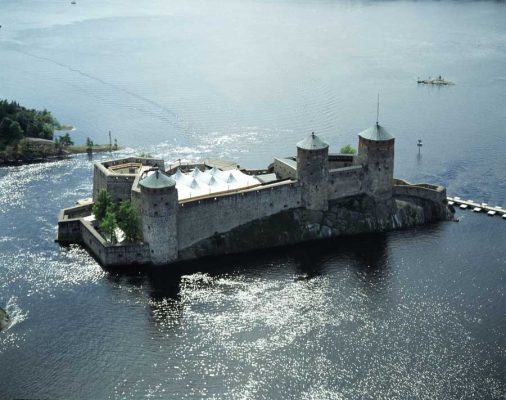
448;196;505;219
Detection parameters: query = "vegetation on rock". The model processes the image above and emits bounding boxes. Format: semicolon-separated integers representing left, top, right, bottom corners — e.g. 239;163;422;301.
100;210;118;244
93;189;141;243
339;144;357;154
117;201;142;242
92;190;113;222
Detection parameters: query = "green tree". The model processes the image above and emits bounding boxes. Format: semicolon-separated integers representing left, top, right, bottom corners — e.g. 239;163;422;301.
16;138;31;157
92;189;113;222
58;133;74;147
0;117;23;149
339;144;356;155
100;209;118;243
117;201;141;242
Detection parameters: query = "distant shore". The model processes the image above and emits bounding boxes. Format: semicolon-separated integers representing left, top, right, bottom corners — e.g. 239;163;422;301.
0;144;124;166
67;144;124;154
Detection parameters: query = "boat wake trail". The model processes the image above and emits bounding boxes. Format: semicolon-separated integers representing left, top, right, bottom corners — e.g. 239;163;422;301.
11;48;195;144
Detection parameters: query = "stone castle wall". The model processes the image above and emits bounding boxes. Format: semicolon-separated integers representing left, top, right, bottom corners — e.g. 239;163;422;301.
178;194;454;262
273;158;297;180
328;154;356;169
80;220;150;266
93;157;164;202
328;165;363;200
393;183;447;204
177;182;302;250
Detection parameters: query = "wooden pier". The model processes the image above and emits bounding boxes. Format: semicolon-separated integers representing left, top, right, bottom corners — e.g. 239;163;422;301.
447;196;506;219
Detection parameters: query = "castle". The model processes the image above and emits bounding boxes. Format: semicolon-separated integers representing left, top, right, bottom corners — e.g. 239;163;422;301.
57;123;452;267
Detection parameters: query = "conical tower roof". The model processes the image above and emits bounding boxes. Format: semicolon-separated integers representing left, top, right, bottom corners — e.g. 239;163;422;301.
139;170;175;189
358;123;394;141
297;132;329;150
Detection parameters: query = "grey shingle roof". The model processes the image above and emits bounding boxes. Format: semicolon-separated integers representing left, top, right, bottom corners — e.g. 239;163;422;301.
358;123;394;141
297;132;329;150
139;170;176;189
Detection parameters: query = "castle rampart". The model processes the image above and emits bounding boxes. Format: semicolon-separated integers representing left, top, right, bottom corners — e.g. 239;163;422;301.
273;158;297;180
328;165;364;200
393;181;447;204
177;181;302;250
328;154;356;169
93;157;164;202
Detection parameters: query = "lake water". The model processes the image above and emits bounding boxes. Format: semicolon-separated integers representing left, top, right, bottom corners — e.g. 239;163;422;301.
0;0;505;398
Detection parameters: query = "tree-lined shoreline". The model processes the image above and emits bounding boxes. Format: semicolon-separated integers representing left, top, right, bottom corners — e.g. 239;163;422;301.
0;99;121;165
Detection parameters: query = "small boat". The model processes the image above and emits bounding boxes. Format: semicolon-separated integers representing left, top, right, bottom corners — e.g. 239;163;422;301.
487;210;496;216
460;204;468;209
502;214;506;220
417;75;455;86
473;207;481;212
70;0;76;4
481;203;488;207
454;196;461;200
448;201;455;206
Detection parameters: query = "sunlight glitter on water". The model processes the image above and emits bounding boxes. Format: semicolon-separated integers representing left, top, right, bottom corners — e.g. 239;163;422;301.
0;297;29;354
126;271;506;400
0;245;104;298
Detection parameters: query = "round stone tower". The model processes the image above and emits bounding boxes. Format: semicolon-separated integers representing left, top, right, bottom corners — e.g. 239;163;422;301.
139;169;178;265
357;123;395;200
297;132;329;211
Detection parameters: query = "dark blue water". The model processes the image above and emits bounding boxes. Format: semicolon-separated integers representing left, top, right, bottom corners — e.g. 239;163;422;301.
1;0;505;398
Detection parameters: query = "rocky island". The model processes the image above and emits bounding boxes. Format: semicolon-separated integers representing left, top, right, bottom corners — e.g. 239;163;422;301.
57;121;453;267
0;306;10;331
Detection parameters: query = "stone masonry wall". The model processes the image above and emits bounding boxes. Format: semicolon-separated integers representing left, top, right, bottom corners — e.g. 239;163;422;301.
80;220;150;266
93;162;136;203
393;184;446;204
93;158;165;202
177;182;302;250
273;158;297;180
328;166;363;200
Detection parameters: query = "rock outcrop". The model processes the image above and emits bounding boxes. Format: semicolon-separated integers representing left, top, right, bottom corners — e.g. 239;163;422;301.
178;194;454;261
0;307;10;331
